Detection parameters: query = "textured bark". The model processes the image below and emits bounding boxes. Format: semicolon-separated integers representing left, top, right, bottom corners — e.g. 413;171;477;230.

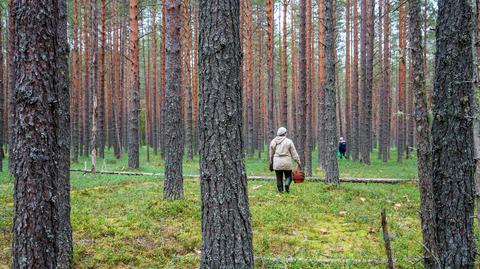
12;0;72;267
198;0;254;266
128;0;140;169
266;0;275;142
409;0;436;267
143;27;150;162
350;0;359;161
359;0;374;164
397;2;407;162
324;0;339;185
298;0;307;166
432;0;476;267
8;0;15;174
164;0;184;200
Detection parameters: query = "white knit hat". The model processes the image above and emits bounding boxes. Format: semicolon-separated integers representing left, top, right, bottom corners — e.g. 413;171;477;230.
277;127;287;136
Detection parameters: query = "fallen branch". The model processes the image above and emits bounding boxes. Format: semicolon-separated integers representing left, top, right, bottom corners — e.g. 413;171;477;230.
255;256;418;266
381;208;395;269
70;169;412;183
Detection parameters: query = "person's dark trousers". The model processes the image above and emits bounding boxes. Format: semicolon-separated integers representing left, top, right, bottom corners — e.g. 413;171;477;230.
275;170;293;193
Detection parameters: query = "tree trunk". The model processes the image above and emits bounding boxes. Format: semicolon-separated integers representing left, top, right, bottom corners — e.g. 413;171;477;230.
0;10;4;170
164;0;184;200
160;0;167;158
152;6;159;156
12;0;72;267
98;0;106;159
183;0;193;161
305;0;313;177
72;0;80;163
128;0;140;169
380;0;391;162
324;0;339;185
350;0;359;161
112;0;122;159
198;0;254;266
258;8;265;159
298;0;307;167
409;0;436;267
245;0;255;157
8;0;15;174
397;2;407;162
91;0;99;174
432;0;476;267
83;0;91;157
266;0;275;143
345;0;351;158
291;3;298;146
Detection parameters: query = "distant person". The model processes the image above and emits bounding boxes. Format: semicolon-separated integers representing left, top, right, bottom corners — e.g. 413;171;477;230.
269;127;301;193
339;137;347;159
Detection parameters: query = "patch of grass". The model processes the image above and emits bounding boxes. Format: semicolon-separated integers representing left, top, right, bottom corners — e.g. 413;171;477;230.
0;148;423;268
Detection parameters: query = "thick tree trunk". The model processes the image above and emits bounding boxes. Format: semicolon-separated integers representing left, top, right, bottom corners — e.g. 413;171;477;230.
12;0;72;267
128;0;140;169
164;0;184;200
324;0;339;185
432;0;476;267
198;0;254;266
409;0;436;267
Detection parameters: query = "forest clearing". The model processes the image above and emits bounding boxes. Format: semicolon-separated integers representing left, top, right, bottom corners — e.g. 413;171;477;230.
1;0;479;268
1;149;421;268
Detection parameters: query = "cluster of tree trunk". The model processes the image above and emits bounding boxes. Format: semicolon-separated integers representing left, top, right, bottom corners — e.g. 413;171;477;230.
3;0;480;268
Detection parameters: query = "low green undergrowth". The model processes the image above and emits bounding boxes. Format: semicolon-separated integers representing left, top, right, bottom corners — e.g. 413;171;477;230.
0;148;422;268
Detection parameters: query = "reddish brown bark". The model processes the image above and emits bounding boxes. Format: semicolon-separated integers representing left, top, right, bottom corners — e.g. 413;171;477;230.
397;1;407;162
345;0;351;157
128;0;140;169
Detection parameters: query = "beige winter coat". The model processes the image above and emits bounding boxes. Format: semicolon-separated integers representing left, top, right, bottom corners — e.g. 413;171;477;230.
269;136;300;171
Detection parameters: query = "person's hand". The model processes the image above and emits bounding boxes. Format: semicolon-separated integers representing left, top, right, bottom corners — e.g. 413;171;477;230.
297;161;302;167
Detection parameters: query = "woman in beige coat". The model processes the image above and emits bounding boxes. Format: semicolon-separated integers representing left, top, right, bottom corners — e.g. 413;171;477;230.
269;127;301;193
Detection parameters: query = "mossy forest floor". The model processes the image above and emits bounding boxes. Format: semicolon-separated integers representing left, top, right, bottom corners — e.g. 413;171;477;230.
0;148;429;268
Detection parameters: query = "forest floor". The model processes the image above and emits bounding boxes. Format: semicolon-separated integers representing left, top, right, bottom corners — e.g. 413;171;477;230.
0;148;425;268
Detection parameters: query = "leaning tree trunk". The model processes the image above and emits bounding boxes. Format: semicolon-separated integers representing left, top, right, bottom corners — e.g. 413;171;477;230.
324;0;339;185
128;0;140;169
164;0;184;200
12;0;72;267
409;0;436;267
198;0;254;267
432;0;476;267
